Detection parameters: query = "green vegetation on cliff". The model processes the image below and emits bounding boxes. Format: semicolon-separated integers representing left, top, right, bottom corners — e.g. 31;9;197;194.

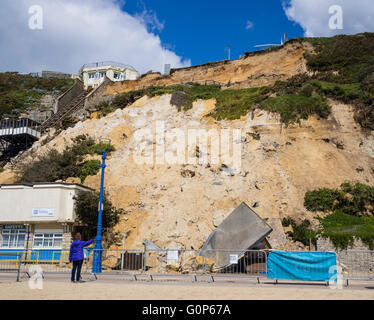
95;33;374;127
302;33;374;129
0;72;74;120
74;190;123;247
100;83;328;126
17;134;115;184
298;182;374;250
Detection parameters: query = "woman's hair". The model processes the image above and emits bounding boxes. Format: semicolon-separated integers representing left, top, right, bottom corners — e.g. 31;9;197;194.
74;233;82;240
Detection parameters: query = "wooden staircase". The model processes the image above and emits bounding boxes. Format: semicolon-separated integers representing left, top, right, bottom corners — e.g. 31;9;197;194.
40;90;88;132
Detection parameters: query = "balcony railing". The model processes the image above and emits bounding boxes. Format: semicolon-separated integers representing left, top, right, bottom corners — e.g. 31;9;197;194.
80;61;137;72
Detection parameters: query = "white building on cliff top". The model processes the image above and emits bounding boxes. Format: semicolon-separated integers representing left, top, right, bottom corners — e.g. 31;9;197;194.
80;61;139;89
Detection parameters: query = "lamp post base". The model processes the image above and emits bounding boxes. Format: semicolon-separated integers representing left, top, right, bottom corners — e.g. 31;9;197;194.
92;241;103;274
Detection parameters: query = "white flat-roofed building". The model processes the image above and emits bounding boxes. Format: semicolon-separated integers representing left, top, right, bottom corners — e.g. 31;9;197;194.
80;61;139;89
0;183;93;259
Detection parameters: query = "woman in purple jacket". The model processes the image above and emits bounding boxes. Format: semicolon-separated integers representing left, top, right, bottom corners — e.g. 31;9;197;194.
69;233;94;283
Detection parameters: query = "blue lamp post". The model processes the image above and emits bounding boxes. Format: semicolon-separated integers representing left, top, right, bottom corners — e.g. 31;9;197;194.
92;138;111;274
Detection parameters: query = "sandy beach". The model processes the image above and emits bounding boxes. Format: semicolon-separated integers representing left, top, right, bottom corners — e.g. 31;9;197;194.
1;274;374;300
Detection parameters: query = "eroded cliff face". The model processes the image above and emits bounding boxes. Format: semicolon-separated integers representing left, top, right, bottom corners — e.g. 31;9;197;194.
99;40;312;97
2;94;374;250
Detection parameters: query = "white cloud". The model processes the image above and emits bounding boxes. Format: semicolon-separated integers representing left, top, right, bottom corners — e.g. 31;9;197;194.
0;0;190;74
245;20;254;30
134;2;165;33
283;0;374;37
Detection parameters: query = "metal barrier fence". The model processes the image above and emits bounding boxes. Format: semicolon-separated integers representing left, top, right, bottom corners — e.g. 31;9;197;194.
143;249;205;278
0;253;22;281
0;250;92;276
2;249;374;285
203;250;267;281
95;249;144;274
0;249;267;281
338;250;374;283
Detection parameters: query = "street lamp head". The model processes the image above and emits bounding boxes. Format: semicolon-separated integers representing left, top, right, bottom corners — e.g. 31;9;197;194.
99;138;111;153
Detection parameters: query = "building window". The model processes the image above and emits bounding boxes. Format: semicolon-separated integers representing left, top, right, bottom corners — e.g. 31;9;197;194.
88;73;95;79
99;72;106;78
1;229;26;249
113;73;119;79
33;233;63;249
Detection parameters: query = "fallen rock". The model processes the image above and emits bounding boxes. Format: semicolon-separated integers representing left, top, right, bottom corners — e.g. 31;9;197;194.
66;177;81;184
212;181;223;185
181;169;196;178
219;164;235;176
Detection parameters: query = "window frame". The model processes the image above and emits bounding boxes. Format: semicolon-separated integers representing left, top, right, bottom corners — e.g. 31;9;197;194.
1;229;26;249
32;233;63;250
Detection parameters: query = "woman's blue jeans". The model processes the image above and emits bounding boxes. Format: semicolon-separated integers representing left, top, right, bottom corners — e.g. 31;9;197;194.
71;260;83;282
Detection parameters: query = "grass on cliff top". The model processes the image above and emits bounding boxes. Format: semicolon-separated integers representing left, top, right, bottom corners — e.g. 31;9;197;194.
95;34;374;126
303;33;374;84
97;82;331;125
207;86;270;120
302;33;374;129
0;72;74;119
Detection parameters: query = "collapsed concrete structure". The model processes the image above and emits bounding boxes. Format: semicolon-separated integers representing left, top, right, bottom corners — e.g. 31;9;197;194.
200;202;273;269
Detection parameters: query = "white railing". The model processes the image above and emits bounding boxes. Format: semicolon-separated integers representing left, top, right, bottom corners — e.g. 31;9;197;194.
81;61;137;71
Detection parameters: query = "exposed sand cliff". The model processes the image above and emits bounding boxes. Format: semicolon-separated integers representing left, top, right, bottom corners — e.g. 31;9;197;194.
99;40;312;97
2;93;374;251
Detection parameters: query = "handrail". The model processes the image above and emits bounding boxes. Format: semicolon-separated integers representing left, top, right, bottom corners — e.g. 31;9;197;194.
40;94;87;132
80;61;137;72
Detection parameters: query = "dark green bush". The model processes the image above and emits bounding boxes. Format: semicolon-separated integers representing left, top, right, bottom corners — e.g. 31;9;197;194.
284;217;317;246
78;160;101;183
87;143;116;155
304;188;340;212
281;217;291;227
74;190;123;247
16;135;104;183
304;182;374;250
291;220;317;246
305;182;374;216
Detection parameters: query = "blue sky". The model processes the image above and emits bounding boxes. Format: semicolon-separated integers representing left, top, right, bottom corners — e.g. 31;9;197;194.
121;0;305;66
1;0;374;74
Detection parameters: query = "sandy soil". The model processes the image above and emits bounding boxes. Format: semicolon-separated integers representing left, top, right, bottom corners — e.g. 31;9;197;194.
103;41;312;96
3;95;374;252
1;276;374;300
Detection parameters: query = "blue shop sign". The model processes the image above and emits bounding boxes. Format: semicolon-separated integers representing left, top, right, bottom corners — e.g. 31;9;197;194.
3;225;27;231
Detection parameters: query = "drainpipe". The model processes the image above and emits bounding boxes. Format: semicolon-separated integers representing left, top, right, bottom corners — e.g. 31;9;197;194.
24;224;30;264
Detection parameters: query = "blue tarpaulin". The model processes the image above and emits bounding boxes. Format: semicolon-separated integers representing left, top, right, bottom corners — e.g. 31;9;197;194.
267;251;337;282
